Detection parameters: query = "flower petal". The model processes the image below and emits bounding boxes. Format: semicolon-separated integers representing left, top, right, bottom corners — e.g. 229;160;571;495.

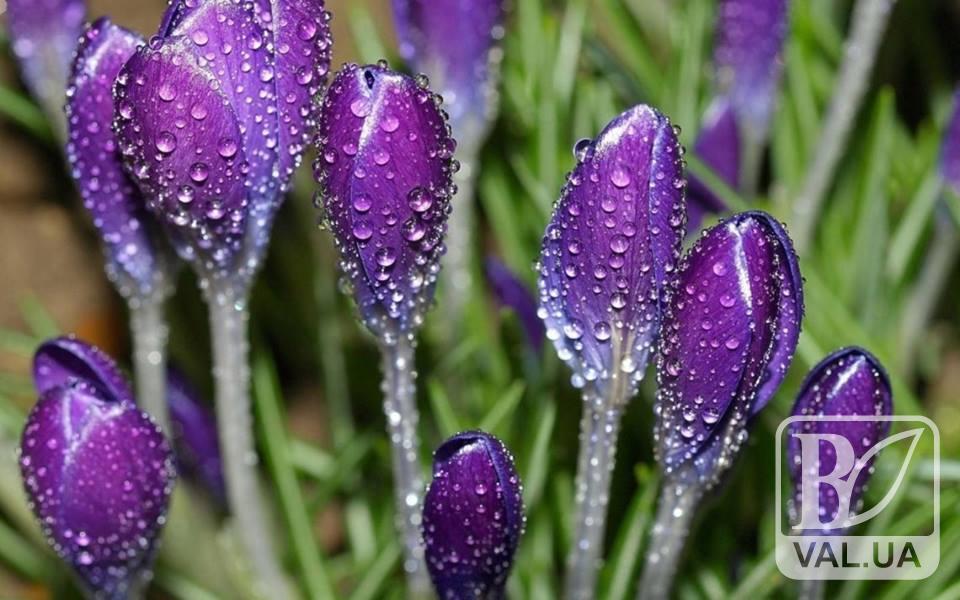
167;368;226;505
536;105;685;396
33;336;134;406
67;18;173;299
485;257;545;355
686;99;740;233
940;89;960;195
20;382;176;596
423;431;524;598
314;63;456;336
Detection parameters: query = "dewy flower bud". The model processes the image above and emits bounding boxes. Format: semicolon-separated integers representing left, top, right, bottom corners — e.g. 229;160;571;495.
7;0;86;133
21;341;175;598
167;368;226;505
485;257;545;355
314;63;457;339
536;104;686;397
655;211;803;488
67;18;174;300
423;431;524;599
115;0;332;287
391;0;505;147
787;347;893;533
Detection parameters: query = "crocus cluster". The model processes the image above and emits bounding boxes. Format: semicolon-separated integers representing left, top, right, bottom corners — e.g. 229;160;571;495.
23;337;176;598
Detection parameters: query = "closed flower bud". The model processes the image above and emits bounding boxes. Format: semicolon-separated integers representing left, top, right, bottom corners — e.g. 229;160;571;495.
21;342;175;598
787;347;893;533
314;63;457;339
67;18;175;300
485;257;545;355
536;105;686;397
423;431;524;599
655;211;803;488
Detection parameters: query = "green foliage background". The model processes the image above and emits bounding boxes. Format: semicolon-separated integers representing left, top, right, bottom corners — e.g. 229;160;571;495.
0;0;957;598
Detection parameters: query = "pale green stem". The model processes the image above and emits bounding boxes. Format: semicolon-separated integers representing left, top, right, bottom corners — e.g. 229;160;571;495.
791;0;897;253
379;335;430;597
208;285;291;599
129;295;171;435
798;579;825;600
636;476;703;600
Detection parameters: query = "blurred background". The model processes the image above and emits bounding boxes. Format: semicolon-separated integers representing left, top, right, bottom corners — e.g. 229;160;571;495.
0;0;959;598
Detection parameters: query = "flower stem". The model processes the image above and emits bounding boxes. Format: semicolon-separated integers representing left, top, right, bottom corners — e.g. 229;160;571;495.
563;386;626;600
798;579;825;600
378;335;430;597
208;286;290;599
791;0;897;253
442;159;478;338
129;295;171;435
636;476;702;600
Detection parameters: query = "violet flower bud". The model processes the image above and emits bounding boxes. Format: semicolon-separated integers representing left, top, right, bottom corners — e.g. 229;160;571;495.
167;368;226;505
423;431;524;599
655;211;803;488
536;105;686;397
391;0;505;147
67;18;175;300
21;343;176;598
7;0;86;133
686;100;740;232
485;257;545;355
940;89;960;195
115;0;332;287
787;347;893;534
313;63;457;338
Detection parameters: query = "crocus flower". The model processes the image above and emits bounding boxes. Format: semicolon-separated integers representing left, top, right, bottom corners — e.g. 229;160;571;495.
314;62;456;592
537;104;685;598
485;257;545;355
391;0;506;148
7;0;86;135
168;368;226;506
423;431;524;599
787;347;893;534
22;340;176;598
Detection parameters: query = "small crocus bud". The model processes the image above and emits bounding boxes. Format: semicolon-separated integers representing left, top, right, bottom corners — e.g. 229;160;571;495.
391;0;505;148
7;0;86;134
67;18;174;300
115;0;332;287
940;90;960;194
21;345;176;598
314;63;457;339
485;258;545;355
536;105;686;397
423;431;524;599
167;368;226;505
655;211;803;487
787;347;893;533
686;100;740;232
33;336;134;403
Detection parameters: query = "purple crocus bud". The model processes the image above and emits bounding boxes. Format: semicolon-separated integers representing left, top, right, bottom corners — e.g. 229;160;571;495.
66;18;175;300
686;100;740;232
33;336;134;405
655;211;803;487
536;105;686;397
167;368;226;505
940;89;960;195
20;357;175;597
423;431;524;599
713;0;789;139
787;348;893;534
485;258;545;355
314;63;457;338
115;0;332;287
7;0;86;133
391;0;505;147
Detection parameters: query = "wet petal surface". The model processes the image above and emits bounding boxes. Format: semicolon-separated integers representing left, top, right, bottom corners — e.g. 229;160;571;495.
33;336;134;406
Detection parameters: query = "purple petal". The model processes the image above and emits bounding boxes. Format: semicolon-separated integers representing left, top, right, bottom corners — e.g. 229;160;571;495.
940;89;960;195
7;0;86;130
423;431;524;598
392;0;505;143
33;336;134;406
686;100;740;233
787;348;892;533
314;63;457;336
66;18;174;299
655;211;802;484
167;368;226;505
115;37;250;278
536;105;686;396
713;0;789;137
19;382;176;596
485;258;545;355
